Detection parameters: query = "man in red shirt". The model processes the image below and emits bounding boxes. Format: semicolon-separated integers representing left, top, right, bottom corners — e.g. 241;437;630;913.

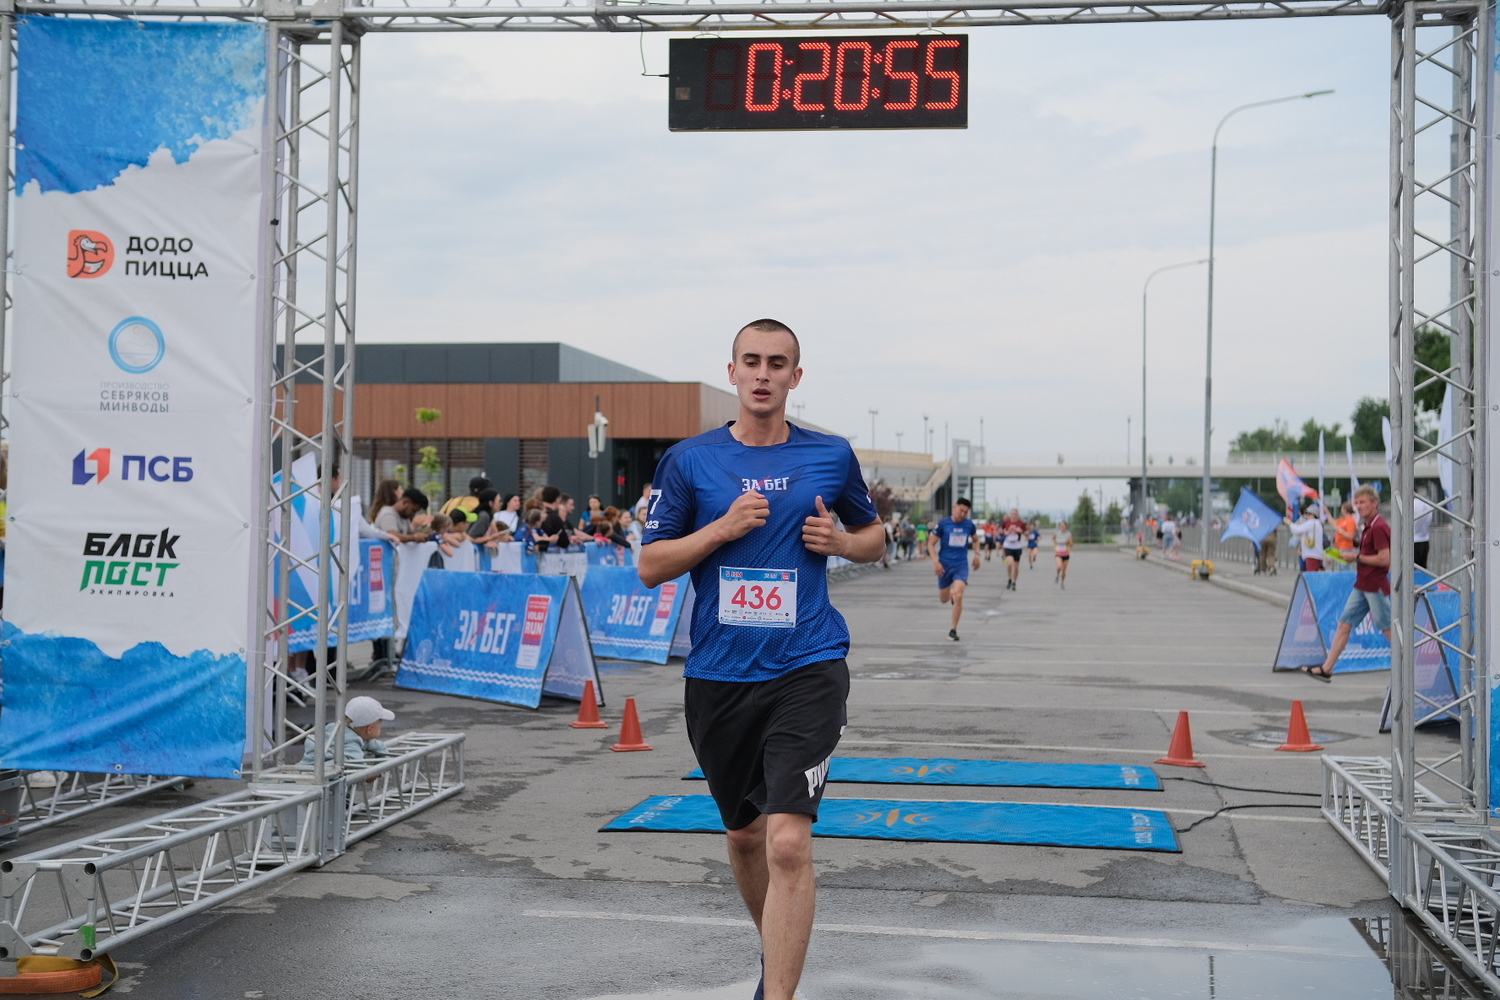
1305;484;1390;681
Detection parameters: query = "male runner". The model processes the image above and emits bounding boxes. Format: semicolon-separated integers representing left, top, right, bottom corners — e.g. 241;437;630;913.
638;319;885;1000
1000;508;1026;590
928;497;981;640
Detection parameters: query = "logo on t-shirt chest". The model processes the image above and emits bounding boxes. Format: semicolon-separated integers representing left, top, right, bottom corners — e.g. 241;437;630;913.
742;477;792;492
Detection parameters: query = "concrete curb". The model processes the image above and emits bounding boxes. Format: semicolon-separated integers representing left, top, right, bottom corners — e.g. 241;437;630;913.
1119;546;1289;607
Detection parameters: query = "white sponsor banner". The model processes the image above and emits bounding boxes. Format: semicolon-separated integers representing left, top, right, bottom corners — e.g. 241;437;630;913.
0;19;267;777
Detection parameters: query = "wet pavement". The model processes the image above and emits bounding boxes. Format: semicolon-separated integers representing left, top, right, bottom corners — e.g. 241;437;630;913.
8;549;1481;998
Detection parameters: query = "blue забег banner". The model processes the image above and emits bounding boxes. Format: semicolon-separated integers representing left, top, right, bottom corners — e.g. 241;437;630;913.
1273;572;1390;674
582;566;688;664
289;539;394;652
395;570;602;709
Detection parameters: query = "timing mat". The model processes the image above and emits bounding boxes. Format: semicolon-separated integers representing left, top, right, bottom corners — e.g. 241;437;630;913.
683;757;1161;791
602;795;1180;853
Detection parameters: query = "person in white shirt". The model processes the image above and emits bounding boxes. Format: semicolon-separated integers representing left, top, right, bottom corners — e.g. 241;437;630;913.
633;481;653;520
1414;495;1435;569
1286;499;1325;572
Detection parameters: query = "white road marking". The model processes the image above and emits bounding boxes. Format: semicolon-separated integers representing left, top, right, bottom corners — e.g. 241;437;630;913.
524;909;1362;956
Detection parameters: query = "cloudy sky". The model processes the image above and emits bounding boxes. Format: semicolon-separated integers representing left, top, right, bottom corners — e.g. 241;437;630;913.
354;17;1391;504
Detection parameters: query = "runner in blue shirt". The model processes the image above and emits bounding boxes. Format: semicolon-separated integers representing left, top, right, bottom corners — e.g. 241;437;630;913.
639;318;884;1000
928;498;981;641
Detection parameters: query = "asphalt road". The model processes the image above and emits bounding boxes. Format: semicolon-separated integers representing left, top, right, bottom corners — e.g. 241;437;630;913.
13;549;1448;998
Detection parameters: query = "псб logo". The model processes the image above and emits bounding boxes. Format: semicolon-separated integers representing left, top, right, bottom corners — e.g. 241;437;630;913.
68;230;114;279
72;449;193;484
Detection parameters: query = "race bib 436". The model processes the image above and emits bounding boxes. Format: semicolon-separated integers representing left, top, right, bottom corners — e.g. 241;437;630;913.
718;567;796;628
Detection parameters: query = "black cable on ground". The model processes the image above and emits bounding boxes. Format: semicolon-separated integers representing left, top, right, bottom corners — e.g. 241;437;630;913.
1162;775;1321;797
1175;803;1324;833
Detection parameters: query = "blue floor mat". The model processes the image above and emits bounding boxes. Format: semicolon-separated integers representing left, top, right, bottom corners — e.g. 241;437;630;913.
683;757;1160;791
603;795;1180;853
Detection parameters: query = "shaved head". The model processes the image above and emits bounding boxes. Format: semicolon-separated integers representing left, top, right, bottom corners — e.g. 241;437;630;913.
733;318;801;367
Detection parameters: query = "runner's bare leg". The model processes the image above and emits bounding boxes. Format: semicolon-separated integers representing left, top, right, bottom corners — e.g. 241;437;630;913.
950;579;966;630
726;814;817;1000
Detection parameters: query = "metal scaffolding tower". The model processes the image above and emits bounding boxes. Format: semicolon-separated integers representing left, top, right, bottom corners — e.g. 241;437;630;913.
0;0;1494;977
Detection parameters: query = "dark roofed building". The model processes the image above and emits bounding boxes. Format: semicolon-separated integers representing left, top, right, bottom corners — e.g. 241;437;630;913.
289;342;739;509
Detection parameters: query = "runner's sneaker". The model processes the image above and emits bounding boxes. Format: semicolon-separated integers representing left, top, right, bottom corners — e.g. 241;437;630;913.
949;629;959;641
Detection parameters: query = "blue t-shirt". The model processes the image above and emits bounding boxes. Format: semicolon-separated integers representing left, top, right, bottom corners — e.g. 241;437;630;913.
933;517;974;565
642;423;879;682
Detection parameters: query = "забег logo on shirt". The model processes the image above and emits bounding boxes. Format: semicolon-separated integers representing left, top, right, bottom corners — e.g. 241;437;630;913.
741;477;790;492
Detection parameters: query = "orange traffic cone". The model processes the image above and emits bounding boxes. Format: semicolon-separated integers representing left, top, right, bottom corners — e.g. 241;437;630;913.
611;697;653;752
1155;710;1206;767
570;680;608;729
1275;700;1325;752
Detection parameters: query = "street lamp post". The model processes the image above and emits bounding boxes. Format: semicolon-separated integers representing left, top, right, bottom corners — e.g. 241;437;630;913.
1143;258;1208;532
1201;89;1332;560
869;409;879;451
922;415;930;457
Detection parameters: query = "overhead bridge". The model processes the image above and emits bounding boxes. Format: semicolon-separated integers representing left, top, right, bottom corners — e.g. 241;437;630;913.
966;451;1430;481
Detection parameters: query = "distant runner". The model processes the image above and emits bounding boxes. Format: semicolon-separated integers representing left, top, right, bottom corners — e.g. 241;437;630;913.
982;520;998;562
1054;520;1073;588
1026;521;1040;569
915;521;929;557
929;497;981;640
1001;508;1026;591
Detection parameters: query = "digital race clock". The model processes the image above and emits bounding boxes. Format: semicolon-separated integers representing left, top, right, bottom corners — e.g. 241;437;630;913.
668;35;968;132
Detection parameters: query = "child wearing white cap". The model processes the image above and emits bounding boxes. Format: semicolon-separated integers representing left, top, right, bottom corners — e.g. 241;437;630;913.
301;695;396;765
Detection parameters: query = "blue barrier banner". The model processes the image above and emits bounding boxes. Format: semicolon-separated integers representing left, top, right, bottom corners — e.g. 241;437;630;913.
290;538;394;652
395;571;602;709
603;795;1179;852
1380;590;1464;731
585;541;635;568
685;757;1161;790
582;567;688;664
1273;572;1389;673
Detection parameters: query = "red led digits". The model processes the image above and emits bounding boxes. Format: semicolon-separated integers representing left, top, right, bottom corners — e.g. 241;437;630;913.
832;41;873;111
706;42;738;111
922;38;961;110
746;42;784;111
881;39;919;110
792;42;832;110
671;35;965;130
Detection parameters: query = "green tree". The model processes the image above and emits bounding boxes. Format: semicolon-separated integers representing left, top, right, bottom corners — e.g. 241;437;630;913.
1349;396;1389;451
1103;500;1123;539
1230;419;1296;453
416;445;444;502
1415;325;1450;414
1071;491;1101;543
1155;478;1201;518
1292;418;1346;451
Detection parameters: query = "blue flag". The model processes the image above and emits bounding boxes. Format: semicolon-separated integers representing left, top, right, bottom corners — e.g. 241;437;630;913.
1219;487;1282;549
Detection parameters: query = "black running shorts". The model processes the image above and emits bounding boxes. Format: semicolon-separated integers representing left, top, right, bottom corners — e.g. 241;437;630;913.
683;658;849;831
1004;546;1024;561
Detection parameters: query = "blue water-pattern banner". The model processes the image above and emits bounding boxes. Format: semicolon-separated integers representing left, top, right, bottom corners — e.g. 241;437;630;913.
289;539;394;652
18;18;266;195
582;566;687;664
396;571;569;708
0;622;246;776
